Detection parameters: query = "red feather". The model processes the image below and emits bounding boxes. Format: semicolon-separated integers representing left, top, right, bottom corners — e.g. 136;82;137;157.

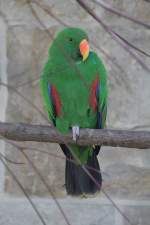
51;85;61;116
89;76;99;112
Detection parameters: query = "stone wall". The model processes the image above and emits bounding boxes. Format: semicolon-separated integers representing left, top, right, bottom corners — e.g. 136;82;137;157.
0;16;8;194
0;0;150;199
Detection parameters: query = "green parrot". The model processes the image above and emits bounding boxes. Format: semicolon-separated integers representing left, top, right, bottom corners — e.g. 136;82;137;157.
40;28;108;195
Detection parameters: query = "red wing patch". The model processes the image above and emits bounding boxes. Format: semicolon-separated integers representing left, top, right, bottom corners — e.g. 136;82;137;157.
89;76;99;112
51;85;61;117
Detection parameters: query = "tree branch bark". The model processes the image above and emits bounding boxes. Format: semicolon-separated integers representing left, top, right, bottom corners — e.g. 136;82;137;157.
0;122;150;149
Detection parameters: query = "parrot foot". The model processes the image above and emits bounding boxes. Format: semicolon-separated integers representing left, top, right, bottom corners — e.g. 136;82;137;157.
72;126;80;142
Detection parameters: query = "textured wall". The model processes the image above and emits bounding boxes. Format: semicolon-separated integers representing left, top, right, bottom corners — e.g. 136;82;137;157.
0;16;8;194
0;0;150;200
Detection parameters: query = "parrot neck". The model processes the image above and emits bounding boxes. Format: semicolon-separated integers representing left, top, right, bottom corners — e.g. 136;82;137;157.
49;40;83;65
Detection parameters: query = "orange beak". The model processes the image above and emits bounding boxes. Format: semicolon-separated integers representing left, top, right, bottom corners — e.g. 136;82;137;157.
79;39;90;61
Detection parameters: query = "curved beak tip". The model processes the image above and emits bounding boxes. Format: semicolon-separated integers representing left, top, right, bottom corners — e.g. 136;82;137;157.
79;39;90;61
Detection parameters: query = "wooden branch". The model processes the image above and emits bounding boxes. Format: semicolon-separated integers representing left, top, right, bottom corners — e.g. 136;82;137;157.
0;122;150;149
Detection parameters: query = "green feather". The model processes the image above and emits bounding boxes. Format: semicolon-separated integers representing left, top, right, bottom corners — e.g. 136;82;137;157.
40;28;108;164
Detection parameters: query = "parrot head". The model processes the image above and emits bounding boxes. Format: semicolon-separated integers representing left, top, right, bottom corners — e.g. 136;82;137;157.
50;28;90;62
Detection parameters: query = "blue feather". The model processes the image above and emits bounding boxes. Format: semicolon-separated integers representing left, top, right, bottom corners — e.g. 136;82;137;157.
48;83;56;124
48;83;51;96
96;85;99;100
98;112;102;129
96;84;102;128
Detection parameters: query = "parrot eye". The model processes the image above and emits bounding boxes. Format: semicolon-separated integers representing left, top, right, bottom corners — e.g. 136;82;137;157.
69;37;73;42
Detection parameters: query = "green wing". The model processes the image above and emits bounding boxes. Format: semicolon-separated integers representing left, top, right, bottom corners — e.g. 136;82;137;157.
95;53;108;128
40;60;56;123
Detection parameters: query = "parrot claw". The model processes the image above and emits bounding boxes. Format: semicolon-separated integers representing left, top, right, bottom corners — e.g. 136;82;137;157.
72;126;80;142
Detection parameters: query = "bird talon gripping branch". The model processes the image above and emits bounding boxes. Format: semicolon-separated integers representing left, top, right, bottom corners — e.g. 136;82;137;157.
72;126;80;142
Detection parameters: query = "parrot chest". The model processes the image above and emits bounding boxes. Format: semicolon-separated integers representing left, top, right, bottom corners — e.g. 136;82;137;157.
49;67;98;129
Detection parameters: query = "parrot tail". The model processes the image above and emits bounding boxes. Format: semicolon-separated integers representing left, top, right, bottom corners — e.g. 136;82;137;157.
60;144;102;196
